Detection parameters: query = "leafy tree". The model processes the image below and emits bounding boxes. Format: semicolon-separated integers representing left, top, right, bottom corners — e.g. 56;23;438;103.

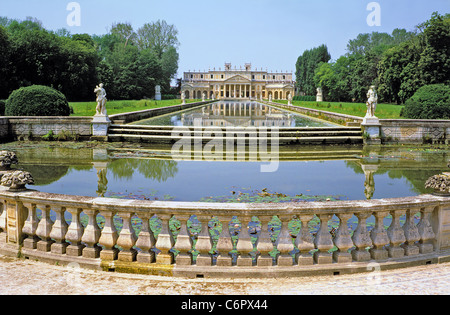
136;20;179;58
0;26;10;99
378;12;450;104
295;44;331;95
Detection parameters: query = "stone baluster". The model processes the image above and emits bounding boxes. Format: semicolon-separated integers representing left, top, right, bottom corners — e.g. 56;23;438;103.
155;214;175;264
98;210;118;261
117;212;137;262
173;215;192;265
50;206;69;254
196;215;213;266
256;216;274;266
387;209;406;258
295;214;315;265
65;207;85;257
22;202;39;249
402;208;420;256
81;209;101;258
333;213;354;263
236;217;254;266
417;206;436;254
35;205;54;252
313;214;334;264
136;213;156;264
369;211;389;260
277;215;295;266
351;212;372;261
215;216;233;266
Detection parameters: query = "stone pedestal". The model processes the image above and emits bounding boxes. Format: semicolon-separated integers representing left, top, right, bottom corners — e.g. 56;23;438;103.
155;85;162;101
362;116;381;145
92;115;111;141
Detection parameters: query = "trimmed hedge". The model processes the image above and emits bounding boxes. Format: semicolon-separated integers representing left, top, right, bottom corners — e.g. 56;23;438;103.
5;85;70;116
402;84;450;119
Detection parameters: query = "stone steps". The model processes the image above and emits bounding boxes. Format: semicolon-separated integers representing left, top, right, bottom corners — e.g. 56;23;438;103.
107;125;363;145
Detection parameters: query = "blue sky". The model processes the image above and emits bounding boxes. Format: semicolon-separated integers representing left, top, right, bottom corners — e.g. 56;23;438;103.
1;0;448;79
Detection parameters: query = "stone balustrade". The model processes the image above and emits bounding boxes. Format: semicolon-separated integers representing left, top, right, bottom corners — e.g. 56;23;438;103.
0;187;449;278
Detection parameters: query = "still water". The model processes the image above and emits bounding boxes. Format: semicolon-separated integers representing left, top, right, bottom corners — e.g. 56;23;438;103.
6;144;449;202
132;101;336;128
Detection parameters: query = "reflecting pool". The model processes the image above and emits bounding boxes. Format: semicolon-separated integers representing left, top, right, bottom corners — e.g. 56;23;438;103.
132;101;336;128
4;143;449;202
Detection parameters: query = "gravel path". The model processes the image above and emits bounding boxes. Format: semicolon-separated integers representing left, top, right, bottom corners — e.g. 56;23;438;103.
0;255;449;295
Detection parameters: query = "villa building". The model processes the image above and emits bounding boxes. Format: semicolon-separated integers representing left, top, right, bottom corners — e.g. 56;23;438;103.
181;63;295;100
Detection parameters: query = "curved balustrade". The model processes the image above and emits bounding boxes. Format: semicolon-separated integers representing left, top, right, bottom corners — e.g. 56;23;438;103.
0;188;449;278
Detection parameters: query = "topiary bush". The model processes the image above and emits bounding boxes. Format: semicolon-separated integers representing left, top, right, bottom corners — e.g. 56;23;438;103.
5;85;71;116
402;84;450;119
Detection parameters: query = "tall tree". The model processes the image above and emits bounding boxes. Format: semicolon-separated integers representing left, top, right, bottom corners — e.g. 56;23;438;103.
0;26;10;99
136;20;179;58
295;44;331;95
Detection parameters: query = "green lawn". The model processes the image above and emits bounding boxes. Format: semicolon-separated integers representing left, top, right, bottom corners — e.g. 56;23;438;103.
69;99;201;116
70;98;404;119
274;100;404;119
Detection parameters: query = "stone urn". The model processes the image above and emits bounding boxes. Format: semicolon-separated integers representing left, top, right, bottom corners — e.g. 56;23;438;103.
425;172;450;196
0;170;35;192
0;151;18;171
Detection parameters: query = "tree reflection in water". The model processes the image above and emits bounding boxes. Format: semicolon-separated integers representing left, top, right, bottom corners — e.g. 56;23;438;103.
108;158;179;182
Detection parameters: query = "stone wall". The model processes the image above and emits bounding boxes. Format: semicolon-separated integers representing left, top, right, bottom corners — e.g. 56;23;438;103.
6;117;93;141
0;101;212;142
380;119;450;144
270;101;450;144
0;118;9;141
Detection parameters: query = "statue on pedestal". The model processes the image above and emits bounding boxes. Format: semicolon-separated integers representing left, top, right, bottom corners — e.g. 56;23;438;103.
365;85;378;118
94;83;107;116
181;92;186;105
288;93;292;105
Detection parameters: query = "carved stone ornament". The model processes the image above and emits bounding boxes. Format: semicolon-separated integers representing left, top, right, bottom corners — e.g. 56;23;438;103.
0;170;35;191
0;151;18;171
425;172;450;196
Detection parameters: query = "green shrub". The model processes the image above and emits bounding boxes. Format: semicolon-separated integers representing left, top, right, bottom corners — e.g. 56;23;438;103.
162;94;176;100
0;100;5;116
5;85;71;116
402;84;450;119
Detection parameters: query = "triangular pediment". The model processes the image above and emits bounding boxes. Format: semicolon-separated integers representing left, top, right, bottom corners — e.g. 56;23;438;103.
224;75;251;83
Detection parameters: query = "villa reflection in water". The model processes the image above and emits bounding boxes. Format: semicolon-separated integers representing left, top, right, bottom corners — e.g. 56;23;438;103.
133;101;334;128
182;102;295;127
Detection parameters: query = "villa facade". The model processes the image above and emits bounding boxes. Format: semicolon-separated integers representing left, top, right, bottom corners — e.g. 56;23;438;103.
181;63;295;100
